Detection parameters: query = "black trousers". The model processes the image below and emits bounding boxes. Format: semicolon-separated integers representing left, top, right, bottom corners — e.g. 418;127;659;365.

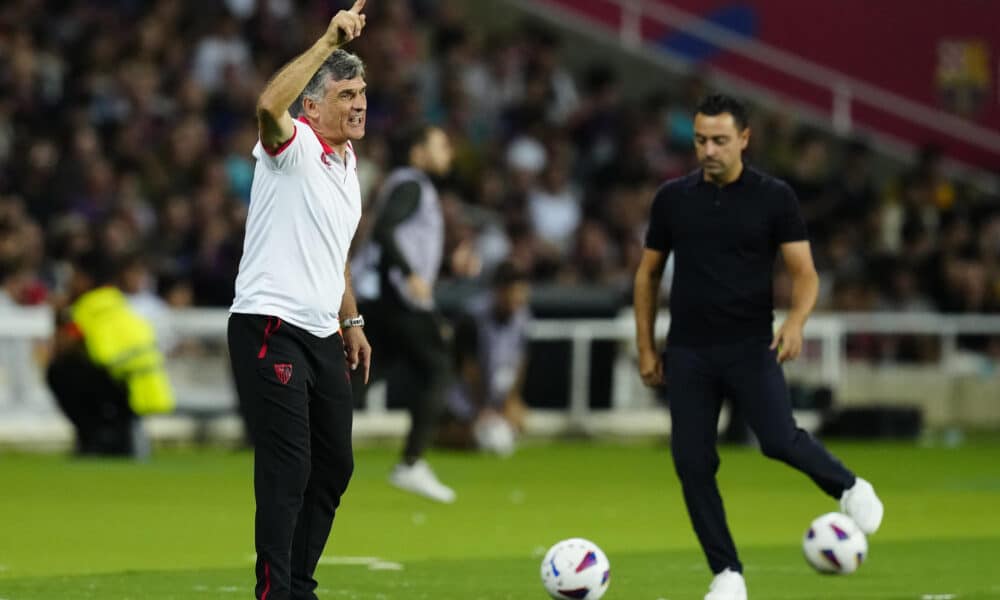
46;351;137;456
664;336;855;575
354;299;450;461
228;313;354;600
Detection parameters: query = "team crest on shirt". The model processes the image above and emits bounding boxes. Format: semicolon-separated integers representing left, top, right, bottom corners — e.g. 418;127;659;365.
274;363;293;384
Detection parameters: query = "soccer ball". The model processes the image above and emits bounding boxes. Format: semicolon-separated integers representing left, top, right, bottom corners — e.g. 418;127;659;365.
802;512;868;574
540;538;611;599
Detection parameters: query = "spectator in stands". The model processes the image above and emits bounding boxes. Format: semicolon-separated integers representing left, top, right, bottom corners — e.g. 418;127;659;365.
118;252;179;355
441;261;531;455
0;251;31;307
192;17;253;94
0;247;37;409
522;25;579;125
0;0;998;375
0;202;49;407
569;219;618;284
782;131;836;241
46;250;174;457
528;153;581;258
831;140;877;228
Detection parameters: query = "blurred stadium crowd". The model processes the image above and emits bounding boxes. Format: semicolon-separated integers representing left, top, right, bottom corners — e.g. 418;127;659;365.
1;0;999;361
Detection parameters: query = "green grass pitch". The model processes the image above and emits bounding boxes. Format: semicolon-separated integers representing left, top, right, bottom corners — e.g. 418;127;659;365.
1;437;999;599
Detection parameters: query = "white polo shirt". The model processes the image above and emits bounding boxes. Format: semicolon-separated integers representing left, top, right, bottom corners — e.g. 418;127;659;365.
231;117;362;337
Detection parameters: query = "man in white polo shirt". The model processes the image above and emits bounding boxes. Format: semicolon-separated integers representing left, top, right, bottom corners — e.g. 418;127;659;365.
227;2;372;599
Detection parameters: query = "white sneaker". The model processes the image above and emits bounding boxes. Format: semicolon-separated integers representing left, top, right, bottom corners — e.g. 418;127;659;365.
389;460;456;504
840;476;884;534
705;568;747;600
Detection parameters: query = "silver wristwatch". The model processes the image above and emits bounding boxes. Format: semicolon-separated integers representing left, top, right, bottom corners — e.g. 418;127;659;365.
341;315;365;329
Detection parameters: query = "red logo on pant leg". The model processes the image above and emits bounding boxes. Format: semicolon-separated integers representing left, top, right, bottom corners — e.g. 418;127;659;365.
274;363;293;384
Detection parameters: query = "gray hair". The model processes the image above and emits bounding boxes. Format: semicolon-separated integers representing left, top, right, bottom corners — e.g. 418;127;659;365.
297;49;366;113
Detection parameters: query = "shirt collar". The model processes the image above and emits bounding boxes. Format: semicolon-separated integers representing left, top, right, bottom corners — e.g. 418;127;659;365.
296;116;337;156
697;163;753;189
296;116;357;169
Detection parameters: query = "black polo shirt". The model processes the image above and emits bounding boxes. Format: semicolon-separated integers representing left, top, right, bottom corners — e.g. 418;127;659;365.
644;165;808;347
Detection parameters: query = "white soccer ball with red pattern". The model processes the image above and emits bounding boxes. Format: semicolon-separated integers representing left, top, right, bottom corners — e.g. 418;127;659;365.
540;538;611;599
803;512;868;574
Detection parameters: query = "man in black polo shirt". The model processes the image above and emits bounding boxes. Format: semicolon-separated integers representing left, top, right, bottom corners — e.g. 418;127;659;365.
633;95;884;600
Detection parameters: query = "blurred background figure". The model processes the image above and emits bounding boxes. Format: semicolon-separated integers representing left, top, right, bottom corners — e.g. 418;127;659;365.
353;123;458;503
440;261;532;456
118;251;180;356
46;250;174;458
0;243;38;409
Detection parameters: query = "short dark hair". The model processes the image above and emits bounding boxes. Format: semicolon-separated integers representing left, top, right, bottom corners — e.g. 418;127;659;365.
294;49;366;116
389;122;435;168
695;94;749;130
300;49;366;104
72;249;116;287
117;250;149;275
492;261;529;289
0;254;23;285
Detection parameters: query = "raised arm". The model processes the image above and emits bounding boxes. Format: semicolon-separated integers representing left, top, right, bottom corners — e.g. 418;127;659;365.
257;0;368;151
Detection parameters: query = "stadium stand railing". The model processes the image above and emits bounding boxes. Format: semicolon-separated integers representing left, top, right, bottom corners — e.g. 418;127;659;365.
2;308;1000;448
503;0;1000;190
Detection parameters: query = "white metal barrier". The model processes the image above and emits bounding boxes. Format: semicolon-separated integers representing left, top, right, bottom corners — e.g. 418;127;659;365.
2;307;999;444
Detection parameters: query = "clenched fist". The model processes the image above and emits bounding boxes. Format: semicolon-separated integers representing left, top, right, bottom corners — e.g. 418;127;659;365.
327;0;368;47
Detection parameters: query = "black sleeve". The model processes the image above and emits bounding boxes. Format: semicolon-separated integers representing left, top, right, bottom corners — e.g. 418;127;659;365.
373;181;421;275
644;185;673;252
772;181;809;244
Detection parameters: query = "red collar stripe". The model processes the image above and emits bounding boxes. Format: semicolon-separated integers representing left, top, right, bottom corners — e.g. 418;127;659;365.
296;116;336;154
262;126;297;157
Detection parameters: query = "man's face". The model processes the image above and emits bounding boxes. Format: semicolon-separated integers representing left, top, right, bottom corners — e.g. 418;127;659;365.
417;128;454;176
305;76;367;144
68;269;94;300
120;264;147;294
693;112;749;180
495;281;529;319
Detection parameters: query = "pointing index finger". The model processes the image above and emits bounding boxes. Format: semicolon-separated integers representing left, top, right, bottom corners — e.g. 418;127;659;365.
350;0;367;14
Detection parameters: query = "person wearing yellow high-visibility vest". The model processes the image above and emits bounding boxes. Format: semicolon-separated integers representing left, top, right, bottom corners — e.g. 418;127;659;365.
47;250;174;457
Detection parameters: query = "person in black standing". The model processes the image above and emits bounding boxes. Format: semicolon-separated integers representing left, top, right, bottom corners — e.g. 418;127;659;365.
633;95;884;600
353;123;457;503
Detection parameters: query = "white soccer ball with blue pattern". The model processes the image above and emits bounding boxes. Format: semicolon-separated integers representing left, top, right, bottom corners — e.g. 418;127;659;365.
540;538;611;599
803;512;868;574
